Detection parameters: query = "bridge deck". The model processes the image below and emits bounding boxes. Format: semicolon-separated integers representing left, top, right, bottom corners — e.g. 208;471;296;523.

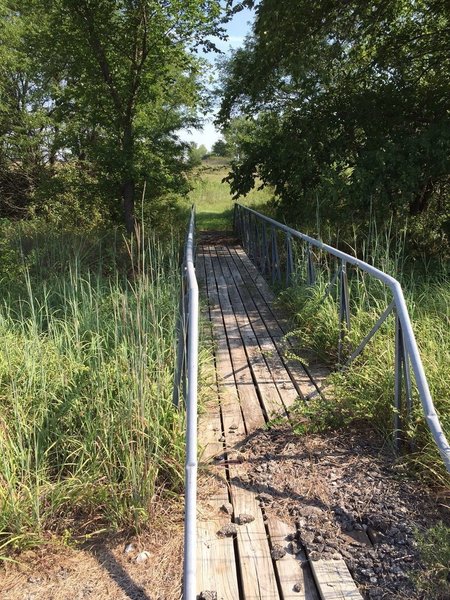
196;237;362;600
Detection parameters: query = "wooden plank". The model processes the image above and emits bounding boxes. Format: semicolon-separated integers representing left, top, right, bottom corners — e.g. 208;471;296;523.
266;517;320;600
225;245;321;400
228;245;329;398
197;246;240;599
205;246;268;428
201;254;281;599
212;246;287;420
228;469;281;599
199;404;224;463
198;240;361;600
204;247;266;432
197;487;240;600
309;558;363;600
219;246;298;410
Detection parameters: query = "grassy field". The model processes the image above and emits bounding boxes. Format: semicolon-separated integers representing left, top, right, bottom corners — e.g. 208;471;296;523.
189;157;273;230
0;221;185;555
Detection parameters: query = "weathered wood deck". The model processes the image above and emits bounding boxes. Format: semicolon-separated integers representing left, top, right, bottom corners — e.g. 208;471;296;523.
196;236;363;600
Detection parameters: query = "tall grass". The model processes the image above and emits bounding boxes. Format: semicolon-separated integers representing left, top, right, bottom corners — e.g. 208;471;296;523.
281;229;450;486
0;221;184;555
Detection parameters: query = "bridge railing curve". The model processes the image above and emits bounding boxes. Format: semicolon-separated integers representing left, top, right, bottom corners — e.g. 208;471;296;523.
234;202;450;473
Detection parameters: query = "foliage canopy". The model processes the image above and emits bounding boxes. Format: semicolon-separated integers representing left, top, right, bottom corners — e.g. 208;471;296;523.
218;0;450;253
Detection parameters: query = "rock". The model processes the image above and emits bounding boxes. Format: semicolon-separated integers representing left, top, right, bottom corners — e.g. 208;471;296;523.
198;592;217;600
257;493;272;504
302;506;324;518
293;581;303;592
271;543;287;560
299;531;314;546
220;502;233;515
124;543;135;554
236;513;255;525
217;524;237;538
309;551;320;561
289;541;301;555
135;550;151;564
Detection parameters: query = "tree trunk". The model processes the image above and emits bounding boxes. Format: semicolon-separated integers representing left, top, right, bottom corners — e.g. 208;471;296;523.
122;120;135;234
410;178;433;216
122;178;135;234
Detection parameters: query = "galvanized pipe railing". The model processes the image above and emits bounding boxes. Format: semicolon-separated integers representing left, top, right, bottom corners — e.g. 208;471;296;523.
173;206;199;600
234;203;450;472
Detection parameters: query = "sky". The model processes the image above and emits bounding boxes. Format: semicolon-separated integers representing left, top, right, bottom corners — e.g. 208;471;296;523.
179;6;255;151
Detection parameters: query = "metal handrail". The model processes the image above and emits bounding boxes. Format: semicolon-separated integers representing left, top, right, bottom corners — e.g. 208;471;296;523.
173;206;199;600
234;202;450;472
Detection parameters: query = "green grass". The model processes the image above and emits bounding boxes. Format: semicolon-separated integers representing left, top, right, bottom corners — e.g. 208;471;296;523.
0;220;185;555
190;158;274;230
414;522;450;598
279;236;450;486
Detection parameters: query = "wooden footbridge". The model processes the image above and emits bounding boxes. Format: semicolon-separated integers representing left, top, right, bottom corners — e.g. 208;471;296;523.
196;237;359;599
175;204;450;600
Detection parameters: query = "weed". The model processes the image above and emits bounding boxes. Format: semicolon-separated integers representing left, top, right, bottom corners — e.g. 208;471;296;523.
413;522;450;599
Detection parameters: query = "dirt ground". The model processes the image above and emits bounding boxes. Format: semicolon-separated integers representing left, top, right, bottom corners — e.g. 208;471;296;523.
0;503;183;600
230;424;450;599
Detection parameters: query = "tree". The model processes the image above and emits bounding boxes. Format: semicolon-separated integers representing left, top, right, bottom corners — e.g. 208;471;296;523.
0;2;52;218
187;142;208;166
30;0;228;232
218;0;450;250
211;137;229;156
2;0;245;231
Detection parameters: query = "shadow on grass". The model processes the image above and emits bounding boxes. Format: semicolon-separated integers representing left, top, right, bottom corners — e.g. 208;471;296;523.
89;544;152;600
196;209;233;231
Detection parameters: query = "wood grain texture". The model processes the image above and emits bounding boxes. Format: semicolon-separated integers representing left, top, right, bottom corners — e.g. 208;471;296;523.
197;489;240;600
309;558;363;600
266;517;320;600
229;469;281;600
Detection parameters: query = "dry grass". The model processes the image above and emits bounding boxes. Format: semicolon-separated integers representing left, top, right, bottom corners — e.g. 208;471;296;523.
0;499;183;600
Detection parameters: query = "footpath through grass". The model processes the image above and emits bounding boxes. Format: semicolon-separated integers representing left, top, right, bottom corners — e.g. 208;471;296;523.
0;221;185;555
190;157;273;230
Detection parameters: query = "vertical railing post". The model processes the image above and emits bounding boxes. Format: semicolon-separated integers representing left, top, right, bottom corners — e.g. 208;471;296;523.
338;261;350;365
254;216;261;268
285;232;294;286
306;244;316;285
262;222;269;276
172;291;186;407
271;226;281;284
394;312;413;452
244;209;250;253
394;313;403;451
